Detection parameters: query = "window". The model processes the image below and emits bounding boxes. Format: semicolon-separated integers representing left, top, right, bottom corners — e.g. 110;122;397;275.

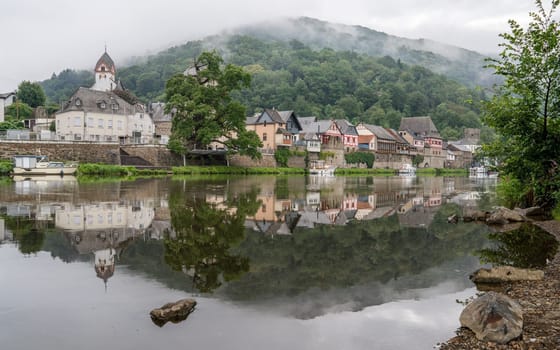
117;120;123;130
74;116;81;127
98;119;103;128
263;133;267;141
108;120;112;129
88;117;93;127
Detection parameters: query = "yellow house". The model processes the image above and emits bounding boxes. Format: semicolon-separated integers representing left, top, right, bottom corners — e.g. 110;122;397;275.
245;109;302;152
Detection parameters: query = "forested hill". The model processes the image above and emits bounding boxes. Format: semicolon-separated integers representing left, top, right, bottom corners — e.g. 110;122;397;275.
230;17;497;89
41;23;489;140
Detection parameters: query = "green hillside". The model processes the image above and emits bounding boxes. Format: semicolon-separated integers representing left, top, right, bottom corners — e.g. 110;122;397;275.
41;20;490;140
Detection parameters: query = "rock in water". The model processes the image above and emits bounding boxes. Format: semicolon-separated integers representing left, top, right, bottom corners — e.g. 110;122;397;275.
150;298;196;327
459;292;523;344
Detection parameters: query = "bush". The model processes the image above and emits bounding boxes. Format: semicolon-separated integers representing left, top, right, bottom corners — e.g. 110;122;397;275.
497;176;527;208
344;152;375;168
0;160;13;175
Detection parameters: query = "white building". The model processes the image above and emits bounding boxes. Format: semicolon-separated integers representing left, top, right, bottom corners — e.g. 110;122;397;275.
55;51;154;143
0;92;16;123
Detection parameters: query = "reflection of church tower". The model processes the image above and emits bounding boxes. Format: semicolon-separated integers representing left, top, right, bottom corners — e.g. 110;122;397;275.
91;49;117;92
94;248;116;289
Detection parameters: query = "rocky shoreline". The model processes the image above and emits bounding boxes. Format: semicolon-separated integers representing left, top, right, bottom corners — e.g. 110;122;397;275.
440;220;560;349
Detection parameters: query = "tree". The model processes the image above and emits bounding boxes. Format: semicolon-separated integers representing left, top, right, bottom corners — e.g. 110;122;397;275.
164;51;262;164
484;0;560;207
17;81;46;108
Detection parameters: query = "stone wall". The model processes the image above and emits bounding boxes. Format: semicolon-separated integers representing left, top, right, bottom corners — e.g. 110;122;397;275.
230;154;277;167
120;145;182;167
0;141;120;164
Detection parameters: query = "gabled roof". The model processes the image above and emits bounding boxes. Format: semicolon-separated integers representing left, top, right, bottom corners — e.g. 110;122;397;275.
297;116;317;127
362;124;396;141
399;116;441;138
385;128;408;144
335;119;358;136
59;87;141;115
261;109;285;124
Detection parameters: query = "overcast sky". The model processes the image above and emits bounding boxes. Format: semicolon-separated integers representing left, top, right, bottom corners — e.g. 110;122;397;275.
0;0;544;92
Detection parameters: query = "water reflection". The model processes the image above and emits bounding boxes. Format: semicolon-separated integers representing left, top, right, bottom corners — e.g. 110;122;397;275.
477;223;559;268
0;176;496;309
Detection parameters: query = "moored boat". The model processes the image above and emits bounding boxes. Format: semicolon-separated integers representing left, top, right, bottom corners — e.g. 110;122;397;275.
398;163;417;175
12;155;78;176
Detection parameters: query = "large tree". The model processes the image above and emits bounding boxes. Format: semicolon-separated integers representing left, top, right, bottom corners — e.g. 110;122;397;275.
17;81;46;108
164;51;262;164
484;0;560;207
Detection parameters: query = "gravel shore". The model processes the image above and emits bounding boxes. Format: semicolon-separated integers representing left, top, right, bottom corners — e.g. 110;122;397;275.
440;220;560;350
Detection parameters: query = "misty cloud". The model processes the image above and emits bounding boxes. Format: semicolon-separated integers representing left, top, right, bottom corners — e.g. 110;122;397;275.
0;0;541;91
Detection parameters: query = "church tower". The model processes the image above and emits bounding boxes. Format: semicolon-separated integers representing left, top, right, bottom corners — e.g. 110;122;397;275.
91;49;116;92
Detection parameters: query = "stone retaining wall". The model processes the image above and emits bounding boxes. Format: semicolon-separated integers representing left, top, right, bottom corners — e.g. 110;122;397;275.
0;141;120;164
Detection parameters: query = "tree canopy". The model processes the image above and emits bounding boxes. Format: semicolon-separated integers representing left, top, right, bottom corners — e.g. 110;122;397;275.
164;51;262;161
484;0;560;207
17;81;46;108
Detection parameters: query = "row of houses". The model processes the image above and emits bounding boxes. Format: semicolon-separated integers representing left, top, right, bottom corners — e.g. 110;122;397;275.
243;108;479;169
2;51;479;169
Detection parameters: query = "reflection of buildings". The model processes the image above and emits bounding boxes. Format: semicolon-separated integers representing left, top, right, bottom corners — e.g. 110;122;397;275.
53;201;156;287
241;176;465;235
0;218;14;243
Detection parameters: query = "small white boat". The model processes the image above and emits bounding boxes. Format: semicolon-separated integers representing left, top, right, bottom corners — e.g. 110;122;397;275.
308;160;336;176
12;155;78;176
398;164;416;175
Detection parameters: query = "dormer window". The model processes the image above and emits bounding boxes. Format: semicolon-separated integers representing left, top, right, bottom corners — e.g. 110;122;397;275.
75;98;82;107
98;101;107;109
111;103;119;111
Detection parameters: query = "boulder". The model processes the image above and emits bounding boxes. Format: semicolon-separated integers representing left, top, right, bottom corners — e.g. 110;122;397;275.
514;206;546;217
150;298;196;327
470;266;544;284
459;292;523;344
487;207;525;225
463;210;489;222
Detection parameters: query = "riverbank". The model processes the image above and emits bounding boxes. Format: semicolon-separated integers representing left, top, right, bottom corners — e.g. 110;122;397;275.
440;220;560;349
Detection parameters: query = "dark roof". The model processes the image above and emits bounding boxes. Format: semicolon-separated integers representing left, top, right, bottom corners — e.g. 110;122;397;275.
335;119;358;136
259;109;285;124
399;117;441;138
95;52;116;73
59;87;142;115
362;124;396;141
385;128;408;144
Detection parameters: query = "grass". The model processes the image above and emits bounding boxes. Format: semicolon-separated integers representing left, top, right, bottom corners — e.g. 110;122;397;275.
172;166;306;175
334;168;396;175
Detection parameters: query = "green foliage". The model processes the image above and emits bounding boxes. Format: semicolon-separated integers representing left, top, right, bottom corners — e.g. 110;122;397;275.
165;51;262;160
0;160;13;175
334;168;395;175
78;163;136;176
412;154;424;167
5;102;33;120
274;148;290;167
319;151;335;160
344;152;375;168
172;166;305;175
41;69;94;104
0;116;25;130
17;81;46;108
496;176;528;208
484;0;560;207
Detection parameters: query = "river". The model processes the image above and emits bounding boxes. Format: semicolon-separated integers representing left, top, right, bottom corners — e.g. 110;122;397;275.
0;175;498;349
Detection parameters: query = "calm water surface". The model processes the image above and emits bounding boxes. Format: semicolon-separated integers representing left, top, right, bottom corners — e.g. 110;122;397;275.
0;175;498;350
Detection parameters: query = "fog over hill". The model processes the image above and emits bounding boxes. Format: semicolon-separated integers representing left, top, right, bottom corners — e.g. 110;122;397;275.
222;17;497;88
